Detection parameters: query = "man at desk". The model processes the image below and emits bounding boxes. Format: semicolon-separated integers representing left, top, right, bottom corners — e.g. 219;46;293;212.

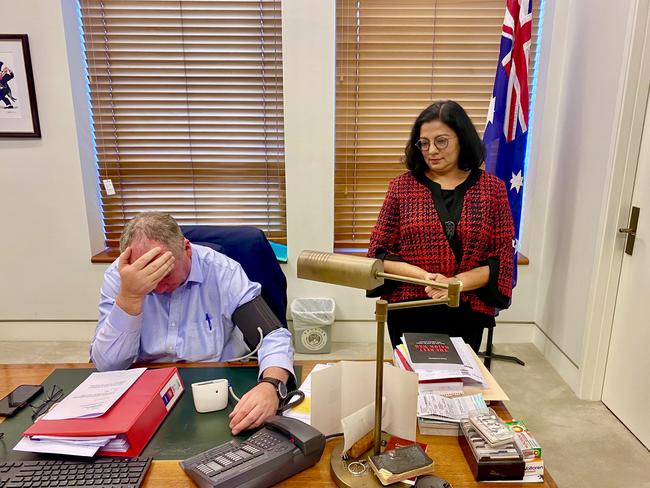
90;212;294;435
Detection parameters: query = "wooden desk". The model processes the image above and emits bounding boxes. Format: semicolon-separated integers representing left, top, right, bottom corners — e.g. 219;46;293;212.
0;362;558;488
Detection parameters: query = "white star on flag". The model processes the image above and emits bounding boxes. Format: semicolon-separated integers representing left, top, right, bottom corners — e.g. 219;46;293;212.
512;238;519;250
510;170;523;193
487;96;496;126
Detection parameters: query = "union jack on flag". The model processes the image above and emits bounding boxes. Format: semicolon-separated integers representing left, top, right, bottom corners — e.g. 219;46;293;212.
483;0;534;287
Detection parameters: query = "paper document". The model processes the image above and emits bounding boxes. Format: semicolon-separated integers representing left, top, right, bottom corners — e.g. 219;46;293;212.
417;393;488;422
43;368;146;420
14;437;102;457
341;398;390;455
30;435;117;445
310;361;419;442
396;340;486;386
283;363;333;425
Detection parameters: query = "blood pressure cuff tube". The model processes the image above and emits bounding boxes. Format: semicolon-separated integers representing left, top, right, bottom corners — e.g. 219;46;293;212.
232;295;283;350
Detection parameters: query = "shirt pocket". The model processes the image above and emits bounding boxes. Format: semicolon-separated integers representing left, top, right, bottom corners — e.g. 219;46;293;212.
179;319;223;362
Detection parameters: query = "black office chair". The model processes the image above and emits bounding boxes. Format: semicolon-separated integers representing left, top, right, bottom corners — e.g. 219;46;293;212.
181;225;288;327
479;324;525;370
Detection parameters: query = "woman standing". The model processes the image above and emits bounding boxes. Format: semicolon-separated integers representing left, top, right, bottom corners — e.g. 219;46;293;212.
368;100;514;352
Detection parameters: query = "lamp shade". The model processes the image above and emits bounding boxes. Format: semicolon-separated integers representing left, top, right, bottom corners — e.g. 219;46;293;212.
297;251;384;291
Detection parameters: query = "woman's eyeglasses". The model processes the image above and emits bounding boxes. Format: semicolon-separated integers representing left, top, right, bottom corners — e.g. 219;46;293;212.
30;385;64;421
415;135;453;152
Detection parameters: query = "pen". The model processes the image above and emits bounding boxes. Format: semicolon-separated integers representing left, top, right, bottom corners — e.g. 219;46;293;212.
205;313;212;331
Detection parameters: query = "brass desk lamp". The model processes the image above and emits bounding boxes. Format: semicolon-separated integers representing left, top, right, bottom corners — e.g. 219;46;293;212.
297;251;461;487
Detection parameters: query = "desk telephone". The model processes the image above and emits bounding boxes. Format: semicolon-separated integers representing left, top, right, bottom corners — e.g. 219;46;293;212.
180;416;326;488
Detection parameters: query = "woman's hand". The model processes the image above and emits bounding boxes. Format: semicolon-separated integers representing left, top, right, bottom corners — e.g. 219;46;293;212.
424;272;453;299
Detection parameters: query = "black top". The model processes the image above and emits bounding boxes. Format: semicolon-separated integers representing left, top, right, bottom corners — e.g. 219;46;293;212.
415;168;481;263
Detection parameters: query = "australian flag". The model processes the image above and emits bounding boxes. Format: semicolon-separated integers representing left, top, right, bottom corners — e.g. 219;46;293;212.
483;0;533;287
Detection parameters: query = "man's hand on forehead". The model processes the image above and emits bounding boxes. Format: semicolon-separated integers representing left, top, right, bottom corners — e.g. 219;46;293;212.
117;246;176;306
130;246;169;267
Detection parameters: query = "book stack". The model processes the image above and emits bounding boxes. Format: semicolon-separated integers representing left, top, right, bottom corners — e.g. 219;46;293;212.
393;333;488;436
417;417;460;437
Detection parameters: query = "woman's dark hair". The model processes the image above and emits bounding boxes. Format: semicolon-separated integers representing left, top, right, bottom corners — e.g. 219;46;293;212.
404;100;485;173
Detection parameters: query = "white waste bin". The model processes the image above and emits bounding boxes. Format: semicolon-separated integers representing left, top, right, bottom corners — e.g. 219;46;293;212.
290;298;335;354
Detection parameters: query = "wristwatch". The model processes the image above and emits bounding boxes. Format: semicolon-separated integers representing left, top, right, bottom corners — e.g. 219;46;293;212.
258;377;288;400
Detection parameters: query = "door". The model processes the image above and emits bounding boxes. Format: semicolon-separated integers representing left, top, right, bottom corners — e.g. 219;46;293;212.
601;94;650;448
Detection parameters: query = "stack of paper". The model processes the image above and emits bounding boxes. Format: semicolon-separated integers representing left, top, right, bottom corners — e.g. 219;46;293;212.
393;335;487;395
417;392;489;423
15;434;129;457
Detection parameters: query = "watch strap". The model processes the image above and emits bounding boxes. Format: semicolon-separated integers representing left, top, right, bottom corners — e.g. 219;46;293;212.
258;377;287;399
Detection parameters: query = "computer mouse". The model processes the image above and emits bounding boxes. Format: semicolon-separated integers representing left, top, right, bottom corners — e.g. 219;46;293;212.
414;474;453;488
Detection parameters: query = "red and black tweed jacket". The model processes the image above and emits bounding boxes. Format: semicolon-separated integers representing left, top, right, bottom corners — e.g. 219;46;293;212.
368;170;514;316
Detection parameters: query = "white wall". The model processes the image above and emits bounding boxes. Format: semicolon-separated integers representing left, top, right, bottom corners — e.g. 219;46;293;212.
524;0;638;389
0;1;106;326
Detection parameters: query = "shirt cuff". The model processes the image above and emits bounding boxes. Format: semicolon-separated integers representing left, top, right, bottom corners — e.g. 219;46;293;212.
257;328;296;387
107;303;143;334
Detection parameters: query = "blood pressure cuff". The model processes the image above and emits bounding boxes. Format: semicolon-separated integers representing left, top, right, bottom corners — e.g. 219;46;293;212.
232;295;283;350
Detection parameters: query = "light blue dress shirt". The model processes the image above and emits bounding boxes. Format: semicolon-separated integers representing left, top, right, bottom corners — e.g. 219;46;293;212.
91;243;294;378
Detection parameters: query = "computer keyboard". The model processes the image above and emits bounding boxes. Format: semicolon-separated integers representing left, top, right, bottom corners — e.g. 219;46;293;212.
0;456;152;488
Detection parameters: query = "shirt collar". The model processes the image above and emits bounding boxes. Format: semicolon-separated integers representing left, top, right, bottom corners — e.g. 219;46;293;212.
185;243;204;284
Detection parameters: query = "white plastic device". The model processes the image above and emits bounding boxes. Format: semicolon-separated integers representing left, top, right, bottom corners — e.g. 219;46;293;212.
191;378;230;413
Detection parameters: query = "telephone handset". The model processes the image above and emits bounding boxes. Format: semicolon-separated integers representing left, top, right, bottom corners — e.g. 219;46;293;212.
180;416;326;488
262;415;325;457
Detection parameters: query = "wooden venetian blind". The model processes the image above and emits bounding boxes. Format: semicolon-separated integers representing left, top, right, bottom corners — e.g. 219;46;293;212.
335;0;540;252
79;0;286;249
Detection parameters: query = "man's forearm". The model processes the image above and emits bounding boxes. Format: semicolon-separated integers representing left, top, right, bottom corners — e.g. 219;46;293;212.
91;298;143;371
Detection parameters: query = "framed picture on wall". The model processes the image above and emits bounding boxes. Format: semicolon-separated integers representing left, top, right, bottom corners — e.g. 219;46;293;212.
0;34;40;138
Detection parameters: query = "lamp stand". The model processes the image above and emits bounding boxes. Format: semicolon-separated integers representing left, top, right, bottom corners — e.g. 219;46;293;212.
330;300;398;488
330;435;412;488
330;298;447;487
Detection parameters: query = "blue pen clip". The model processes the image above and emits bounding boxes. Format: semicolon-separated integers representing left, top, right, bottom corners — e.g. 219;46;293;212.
205;313;212;331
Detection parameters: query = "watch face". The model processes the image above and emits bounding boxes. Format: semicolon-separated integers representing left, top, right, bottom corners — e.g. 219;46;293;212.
277;381;288;399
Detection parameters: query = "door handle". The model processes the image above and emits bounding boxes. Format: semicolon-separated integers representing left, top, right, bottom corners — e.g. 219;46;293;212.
619;206;640;255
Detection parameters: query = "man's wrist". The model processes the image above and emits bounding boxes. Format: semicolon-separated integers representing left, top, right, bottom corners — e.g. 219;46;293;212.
258;377;288;400
261;367;290;384
116;293;144;316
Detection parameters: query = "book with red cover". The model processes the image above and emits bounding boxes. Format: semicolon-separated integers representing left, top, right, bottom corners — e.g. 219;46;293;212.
22;367;184;457
402;333;463;370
